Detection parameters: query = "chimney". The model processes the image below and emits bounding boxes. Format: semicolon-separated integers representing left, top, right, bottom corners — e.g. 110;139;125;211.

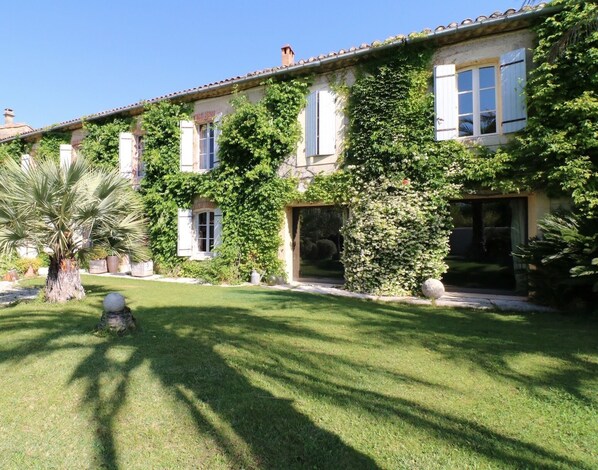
281;44;295;67
4;108;14;126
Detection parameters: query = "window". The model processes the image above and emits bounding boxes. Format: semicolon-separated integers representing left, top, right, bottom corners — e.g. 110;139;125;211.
179;118;220;172
305;90;336;157
198;123;215;170
457;66;497;137
177;206;222;257
434;48;527;141
196;210;215;253
135;135;145;178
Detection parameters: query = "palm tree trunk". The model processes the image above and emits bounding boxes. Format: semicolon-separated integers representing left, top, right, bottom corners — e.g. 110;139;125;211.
46;256;85;302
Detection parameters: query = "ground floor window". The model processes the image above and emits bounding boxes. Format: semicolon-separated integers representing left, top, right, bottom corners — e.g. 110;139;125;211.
196;211;215;253
443;198;527;292
293;206;345;281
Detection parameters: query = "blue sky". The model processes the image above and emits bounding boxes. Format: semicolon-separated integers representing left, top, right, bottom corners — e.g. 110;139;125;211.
1;0;527;129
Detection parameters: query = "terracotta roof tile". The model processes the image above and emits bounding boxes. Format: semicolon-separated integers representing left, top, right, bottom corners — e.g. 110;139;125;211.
0;3;551;144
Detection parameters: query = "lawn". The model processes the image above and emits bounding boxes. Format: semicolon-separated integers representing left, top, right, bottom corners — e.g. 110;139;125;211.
0;276;596;469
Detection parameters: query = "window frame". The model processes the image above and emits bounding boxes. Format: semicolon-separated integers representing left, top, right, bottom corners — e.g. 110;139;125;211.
194;209;216;256
456;63;500;138
196;122;216;171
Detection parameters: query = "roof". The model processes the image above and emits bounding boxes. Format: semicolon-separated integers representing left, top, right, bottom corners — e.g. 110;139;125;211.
0;2;554;144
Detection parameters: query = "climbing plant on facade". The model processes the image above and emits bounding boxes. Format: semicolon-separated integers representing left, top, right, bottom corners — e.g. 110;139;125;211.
0;137;30;165
342;46;471;295
211;79;310;280
80;117;133;170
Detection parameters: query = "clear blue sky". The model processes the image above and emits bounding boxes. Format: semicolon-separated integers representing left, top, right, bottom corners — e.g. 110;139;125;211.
1;0;527;129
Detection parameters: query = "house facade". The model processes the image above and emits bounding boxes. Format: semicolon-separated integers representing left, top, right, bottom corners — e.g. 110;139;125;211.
0;3;566;292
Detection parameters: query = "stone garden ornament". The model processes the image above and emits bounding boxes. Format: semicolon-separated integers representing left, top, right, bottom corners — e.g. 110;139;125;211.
96;292;137;334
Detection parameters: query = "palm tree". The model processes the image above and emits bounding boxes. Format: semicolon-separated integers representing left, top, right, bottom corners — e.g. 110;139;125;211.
0;158;148;302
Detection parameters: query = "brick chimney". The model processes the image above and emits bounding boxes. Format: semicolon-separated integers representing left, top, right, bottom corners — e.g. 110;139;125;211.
4;108;15;126
281;44;295;67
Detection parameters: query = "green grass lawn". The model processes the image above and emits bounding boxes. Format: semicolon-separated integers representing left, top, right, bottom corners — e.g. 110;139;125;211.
1;276;597;469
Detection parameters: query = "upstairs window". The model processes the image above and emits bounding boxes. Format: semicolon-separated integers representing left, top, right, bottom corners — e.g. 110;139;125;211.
457;66;497;137
305;90;336;157
434;48;527;141
180;116;221;172
136;135;145;178
198;123;216;170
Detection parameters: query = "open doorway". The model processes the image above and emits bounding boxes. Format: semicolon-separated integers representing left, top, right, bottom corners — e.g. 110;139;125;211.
292;206;345;282
443;198;527;293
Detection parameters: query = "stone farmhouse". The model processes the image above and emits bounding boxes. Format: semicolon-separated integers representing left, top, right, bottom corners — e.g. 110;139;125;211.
0;3;566;293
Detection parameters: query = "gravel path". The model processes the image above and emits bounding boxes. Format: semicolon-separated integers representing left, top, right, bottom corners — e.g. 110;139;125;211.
0;281;40;306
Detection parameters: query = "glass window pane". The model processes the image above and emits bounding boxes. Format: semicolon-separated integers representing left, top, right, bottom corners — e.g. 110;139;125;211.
480;111;497;134
480;88;496;112
198;212;206;225
458;92;473;115
457;70;472;92
459;115;474;137
479;66;495;89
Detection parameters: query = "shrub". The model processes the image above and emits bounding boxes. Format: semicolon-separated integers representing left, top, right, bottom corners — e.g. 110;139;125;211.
343;179;452;296
316;239;337;260
300;239;317;260
515;212;598;313
14;257;43;275
0;252;18;276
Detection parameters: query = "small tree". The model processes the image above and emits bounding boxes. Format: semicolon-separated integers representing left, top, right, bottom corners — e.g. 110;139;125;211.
0;158;148;302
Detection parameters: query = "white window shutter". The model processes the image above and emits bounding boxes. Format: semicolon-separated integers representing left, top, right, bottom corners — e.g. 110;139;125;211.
21;153;31;171
179;120;194;172
60;144;73;168
501;48;527;133
318;90;336;156
213;208;223;248
305;92;318;157
434;64;458;141
177;208;193;257
119;132;134;178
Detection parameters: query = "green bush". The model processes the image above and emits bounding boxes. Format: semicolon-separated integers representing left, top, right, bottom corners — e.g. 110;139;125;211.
0;252;18;276
515;212;598;313
316;239;337;260
14;257;43;275
343;179;451;296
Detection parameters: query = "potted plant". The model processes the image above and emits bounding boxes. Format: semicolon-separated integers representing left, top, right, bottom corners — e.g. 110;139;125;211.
89;246;109;274
106;249;119;274
131;258;154;277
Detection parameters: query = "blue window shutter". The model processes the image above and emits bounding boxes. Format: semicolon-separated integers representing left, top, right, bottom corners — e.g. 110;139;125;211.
177;208;193;257
434;64;458;141
501;48;527;133
305;92;318;157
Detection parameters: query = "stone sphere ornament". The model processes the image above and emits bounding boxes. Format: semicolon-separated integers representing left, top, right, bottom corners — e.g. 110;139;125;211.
103;292;126;313
97;293;137;334
422;278;445;300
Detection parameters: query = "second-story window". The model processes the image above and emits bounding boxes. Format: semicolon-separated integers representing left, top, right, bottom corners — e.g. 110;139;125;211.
198;123;215;170
136;135;145;178
457;65;497;137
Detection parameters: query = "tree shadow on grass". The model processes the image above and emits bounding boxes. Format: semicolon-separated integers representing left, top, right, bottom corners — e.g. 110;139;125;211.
241;288;598;406
0;282;596;469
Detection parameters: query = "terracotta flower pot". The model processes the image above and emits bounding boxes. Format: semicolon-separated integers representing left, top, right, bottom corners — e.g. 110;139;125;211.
89;259;108;274
106;255;119;274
